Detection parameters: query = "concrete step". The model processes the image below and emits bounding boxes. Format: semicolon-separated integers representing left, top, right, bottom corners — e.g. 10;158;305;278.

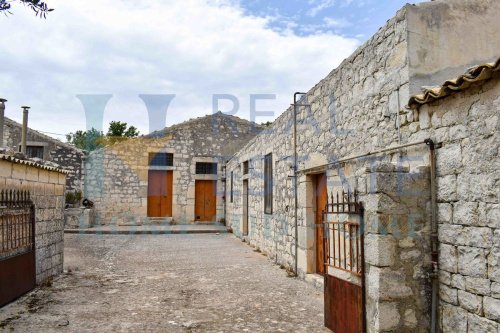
65;224;229;235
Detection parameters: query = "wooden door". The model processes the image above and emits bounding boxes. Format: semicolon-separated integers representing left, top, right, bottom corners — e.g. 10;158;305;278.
147;170;173;217
195;180;217;222
315;173;327;275
242;180;249;235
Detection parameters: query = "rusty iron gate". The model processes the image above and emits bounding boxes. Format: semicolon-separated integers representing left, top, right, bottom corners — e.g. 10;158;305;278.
0;190;36;307
323;190;365;333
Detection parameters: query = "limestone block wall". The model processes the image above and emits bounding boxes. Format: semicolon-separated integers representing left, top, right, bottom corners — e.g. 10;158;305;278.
414;76;500;332
226;3;410;274
0;158;66;285
85;113;261;225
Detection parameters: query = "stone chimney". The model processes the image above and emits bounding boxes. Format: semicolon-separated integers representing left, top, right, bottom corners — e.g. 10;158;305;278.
21;106;30;155
0;98;6;148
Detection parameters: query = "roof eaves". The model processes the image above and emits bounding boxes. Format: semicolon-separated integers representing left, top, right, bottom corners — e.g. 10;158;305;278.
408;56;500;109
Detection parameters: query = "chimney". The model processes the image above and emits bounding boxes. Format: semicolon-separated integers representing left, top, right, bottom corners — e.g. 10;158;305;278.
21;106;30;155
0;98;6;148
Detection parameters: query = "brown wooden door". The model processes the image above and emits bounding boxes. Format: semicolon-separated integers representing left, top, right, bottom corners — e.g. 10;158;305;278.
147;170;173;217
315;173;327;275
195;180;217;222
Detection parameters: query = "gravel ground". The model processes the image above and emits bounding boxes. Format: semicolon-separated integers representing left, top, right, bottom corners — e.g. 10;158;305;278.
0;234;328;332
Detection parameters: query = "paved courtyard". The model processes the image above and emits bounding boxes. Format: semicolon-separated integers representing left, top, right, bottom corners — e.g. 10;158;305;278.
0;234;327;332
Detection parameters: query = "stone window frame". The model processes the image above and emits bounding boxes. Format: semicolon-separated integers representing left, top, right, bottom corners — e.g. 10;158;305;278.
264;153;273;215
18;141;49;160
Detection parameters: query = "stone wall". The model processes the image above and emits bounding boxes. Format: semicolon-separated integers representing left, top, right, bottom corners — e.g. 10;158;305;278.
3;117;84;192
225;1;500;332
416;75;500;332
0;157;67;284
84;112;261;225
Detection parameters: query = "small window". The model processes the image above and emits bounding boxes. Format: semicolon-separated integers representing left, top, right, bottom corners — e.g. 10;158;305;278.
196;162;218;175
264;153;273;214
230;171;234;203
26;146;44;159
243;161;249;175
149;153;173;166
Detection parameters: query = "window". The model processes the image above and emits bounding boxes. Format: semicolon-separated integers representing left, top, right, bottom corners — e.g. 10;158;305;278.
264;153;273;214
26;146;44;159
149;153;173;166
243;160;249;175
230;171;234;203
196;162;218;175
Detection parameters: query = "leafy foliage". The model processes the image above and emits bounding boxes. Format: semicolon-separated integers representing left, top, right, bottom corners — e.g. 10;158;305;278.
66;121;140;150
66;128;104;151
0;0;54;18
107;121;140;138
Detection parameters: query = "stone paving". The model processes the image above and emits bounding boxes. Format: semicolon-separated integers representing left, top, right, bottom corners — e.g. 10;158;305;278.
0;234;328;332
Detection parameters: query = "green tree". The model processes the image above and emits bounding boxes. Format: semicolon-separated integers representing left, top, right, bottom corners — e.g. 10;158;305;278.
66;128;104;151
66;121;140;150
0;0;53;18
107;121;140;138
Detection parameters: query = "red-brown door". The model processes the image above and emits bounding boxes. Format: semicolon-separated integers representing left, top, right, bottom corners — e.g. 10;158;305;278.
147;171;173;217
195;180;217;222
315;173;328;275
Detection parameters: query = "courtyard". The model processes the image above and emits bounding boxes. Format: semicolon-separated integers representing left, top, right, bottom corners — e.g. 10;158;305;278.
0;234;327;332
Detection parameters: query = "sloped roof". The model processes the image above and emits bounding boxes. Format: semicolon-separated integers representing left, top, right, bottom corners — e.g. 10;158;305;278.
0;154;69;174
408;57;500;109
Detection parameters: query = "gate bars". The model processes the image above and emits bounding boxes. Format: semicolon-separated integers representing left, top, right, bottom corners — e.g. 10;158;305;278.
322;190;364;276
0;190;35;260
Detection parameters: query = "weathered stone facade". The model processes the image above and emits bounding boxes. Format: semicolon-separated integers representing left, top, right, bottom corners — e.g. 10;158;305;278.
84;112;262;225
3;117;84;192
224;1;500;332
0;156;67;284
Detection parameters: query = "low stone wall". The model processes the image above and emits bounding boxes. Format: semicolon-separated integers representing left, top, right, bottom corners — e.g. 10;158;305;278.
64;207;95;229
0;157;66;284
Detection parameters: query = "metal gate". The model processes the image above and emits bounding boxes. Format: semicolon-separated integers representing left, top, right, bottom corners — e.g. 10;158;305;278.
323;190;365;333
0;190;36;307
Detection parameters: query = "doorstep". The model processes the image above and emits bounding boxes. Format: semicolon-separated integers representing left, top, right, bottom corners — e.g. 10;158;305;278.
65;224;229;235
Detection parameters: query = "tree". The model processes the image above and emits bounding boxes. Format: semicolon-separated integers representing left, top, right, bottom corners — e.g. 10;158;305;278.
66;121;140;150
0;0;53;18
66;128;104;151
107;121;140;138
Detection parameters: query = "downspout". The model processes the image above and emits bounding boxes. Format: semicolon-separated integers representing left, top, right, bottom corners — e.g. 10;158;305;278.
293;92;306;276
425;138;439;333
21;106;30;155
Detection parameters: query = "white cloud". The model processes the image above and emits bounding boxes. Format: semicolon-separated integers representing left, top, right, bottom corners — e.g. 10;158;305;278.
307;0;336;17
0;0;359;138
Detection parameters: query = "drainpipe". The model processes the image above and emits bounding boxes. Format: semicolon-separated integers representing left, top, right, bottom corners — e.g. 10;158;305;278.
20;106;30;155
0;98;6;148
426;138;439;333
293;92;306;276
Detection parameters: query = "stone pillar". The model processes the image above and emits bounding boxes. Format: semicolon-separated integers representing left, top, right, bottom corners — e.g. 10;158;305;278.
21;106;30;155
363;162;431;333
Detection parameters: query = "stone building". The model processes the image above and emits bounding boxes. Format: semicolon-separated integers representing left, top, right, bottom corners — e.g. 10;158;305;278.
2;117;84;192
222;0;500;332
84;112;262;225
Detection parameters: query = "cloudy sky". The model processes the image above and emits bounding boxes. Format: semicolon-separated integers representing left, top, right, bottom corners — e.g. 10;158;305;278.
0;0;424;140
